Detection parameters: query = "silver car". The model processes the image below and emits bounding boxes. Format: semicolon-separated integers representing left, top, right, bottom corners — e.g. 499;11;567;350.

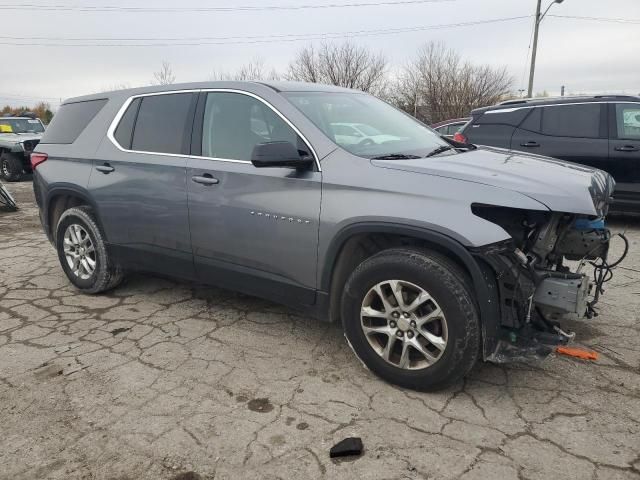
31;81;622;390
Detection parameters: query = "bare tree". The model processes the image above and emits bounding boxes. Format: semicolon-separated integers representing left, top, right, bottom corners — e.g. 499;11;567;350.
152;61;176;85
210;58;280;81
286;42;387;94
391;42;513;123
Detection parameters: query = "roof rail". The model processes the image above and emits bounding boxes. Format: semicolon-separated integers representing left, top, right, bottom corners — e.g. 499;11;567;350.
592;94;640;100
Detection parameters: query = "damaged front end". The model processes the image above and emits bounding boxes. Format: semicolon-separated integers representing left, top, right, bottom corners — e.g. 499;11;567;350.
471;184;628;362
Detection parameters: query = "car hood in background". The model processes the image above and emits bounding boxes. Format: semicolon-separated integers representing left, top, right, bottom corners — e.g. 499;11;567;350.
372;146;614;217
0;132;43;143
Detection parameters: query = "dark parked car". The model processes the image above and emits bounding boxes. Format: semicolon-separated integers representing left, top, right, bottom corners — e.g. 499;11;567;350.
32;82;620;390
455;95;640;211
431;118;470;138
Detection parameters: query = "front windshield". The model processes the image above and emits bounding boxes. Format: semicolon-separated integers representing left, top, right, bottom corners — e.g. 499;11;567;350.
284;91;448;158
0;118;45;134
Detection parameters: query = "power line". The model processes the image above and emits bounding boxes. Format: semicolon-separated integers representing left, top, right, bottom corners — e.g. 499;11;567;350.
0;16;531;47
0;0;454;13
0;93;61;101
547;14;640;24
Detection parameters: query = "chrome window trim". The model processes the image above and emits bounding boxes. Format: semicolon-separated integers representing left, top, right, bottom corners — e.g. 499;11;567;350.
106;88;321;171
485;100;640;115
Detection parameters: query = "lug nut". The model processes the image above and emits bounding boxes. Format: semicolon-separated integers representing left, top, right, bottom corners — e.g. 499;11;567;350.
410;321;416;328
392;312;399;318
403;312;410;318
407;331;414;339
389;320;397;328
396;331;404;337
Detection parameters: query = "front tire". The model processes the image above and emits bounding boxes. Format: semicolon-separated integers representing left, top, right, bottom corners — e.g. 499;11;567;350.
0;153;24;182
55;206;124;294
341;248;480;391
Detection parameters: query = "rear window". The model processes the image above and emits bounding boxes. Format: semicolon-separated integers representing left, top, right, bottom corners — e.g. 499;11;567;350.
130;93;194;155
40;99;107;144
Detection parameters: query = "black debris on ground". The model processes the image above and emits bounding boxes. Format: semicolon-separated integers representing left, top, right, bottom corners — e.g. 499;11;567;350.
110;327;131;336
329;437;364;458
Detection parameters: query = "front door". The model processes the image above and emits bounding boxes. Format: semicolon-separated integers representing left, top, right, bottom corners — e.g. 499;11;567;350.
608;103;640;203
186;91;322;307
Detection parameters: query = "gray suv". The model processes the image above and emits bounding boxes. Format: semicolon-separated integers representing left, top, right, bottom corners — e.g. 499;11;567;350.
32;81;621;390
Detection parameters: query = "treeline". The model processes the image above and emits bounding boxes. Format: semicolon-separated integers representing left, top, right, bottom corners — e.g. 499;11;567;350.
155;41;514;124
1;102;54;124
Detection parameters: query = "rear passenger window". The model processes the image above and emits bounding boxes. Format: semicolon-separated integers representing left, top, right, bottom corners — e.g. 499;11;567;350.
615;103;640;140
519;108;542;132
40;98;107;144
541;104;601;138
131;93;194;154
201;92;309;161
113;98;141;149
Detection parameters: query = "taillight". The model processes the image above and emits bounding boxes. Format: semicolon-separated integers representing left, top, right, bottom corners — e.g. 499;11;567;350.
30;152;48;169
453;132;467;144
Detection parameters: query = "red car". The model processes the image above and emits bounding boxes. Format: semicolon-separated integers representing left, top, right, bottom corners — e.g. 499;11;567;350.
431;118;470;139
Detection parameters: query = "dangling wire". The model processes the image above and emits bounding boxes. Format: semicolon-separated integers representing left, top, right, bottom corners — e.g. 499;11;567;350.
588;232;629;314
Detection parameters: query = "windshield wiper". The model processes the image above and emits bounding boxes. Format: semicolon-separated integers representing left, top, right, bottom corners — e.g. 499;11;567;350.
425;145;454;158
370;153;422;160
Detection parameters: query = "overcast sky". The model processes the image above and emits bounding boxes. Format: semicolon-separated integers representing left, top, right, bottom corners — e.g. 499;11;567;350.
1;0;638;108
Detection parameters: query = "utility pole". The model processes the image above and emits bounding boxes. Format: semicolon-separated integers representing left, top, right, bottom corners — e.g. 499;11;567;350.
527;0;542;98
527;0;565;98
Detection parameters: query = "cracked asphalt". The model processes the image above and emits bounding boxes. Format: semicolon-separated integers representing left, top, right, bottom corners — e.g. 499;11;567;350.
1;180;639;480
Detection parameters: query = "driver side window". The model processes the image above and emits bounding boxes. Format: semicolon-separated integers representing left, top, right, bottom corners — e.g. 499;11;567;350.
202;92;309;161
616;103;640;140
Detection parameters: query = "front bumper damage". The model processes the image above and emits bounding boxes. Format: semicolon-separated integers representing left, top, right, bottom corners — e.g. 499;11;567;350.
472;209;628;363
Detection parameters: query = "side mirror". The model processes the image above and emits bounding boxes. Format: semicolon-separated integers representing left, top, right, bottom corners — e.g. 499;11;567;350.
251;141;314;169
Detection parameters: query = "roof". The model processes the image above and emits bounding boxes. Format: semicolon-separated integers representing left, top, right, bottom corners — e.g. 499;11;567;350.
61;80;360;105
473;94;640;115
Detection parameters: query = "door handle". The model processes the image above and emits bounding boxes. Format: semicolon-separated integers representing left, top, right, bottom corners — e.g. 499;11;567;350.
520;141;540;148
191;174;219;186
96;163;114;174
614;145;639;152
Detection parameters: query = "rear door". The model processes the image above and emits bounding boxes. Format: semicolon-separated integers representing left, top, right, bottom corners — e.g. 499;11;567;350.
89;91;197;278
186;90;322;307
511;103;609;171
608;102;640;202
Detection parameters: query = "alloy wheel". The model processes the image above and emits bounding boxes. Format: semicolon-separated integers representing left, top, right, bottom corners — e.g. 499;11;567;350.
360;279;448;370
63;224;97;280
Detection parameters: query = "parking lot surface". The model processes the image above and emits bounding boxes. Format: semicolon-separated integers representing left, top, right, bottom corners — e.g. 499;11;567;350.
1;180;639;480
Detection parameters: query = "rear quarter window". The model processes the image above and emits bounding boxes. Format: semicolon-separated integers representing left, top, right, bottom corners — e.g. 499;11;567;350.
476;109;529;127
40;98;108;144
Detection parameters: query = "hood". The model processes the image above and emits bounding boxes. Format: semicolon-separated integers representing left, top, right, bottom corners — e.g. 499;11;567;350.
372;146;614;217
0;132;43;143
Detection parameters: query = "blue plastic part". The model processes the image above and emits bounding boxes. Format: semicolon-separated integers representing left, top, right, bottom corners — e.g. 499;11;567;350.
574;218;606;230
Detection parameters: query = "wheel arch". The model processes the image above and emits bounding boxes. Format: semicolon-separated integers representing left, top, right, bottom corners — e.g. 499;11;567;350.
45;186;104;243
321;222;500;359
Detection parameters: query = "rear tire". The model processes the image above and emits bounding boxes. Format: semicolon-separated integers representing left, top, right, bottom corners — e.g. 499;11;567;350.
341;248;480;391
0;153;24;182
55;206;124;294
